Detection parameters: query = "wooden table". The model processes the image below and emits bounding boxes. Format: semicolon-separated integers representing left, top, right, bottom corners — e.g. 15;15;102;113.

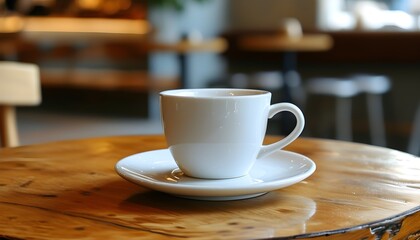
143;38;228;88
239;34;333;52
0;135;419;239
240;34;333;134
239;33;333;77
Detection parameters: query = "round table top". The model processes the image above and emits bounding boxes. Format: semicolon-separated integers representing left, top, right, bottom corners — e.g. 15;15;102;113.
239;33;333;52
0;135;419;239
143;38;228;53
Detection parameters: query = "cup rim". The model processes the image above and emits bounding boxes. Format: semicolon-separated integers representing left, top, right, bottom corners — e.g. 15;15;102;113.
160;88;270;99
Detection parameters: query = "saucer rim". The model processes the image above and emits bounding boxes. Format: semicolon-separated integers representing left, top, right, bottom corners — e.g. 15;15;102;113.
115;148;316;198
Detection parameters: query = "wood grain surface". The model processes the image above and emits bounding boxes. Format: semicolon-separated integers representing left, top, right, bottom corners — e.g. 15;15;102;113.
0;135;419;239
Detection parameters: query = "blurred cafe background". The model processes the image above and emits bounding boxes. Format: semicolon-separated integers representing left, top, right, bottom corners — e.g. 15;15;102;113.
0;0;419;155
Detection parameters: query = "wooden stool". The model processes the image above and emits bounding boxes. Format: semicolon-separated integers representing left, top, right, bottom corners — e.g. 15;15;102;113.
0;61;41;148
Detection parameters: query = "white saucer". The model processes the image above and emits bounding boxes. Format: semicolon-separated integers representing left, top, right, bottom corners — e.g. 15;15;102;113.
115;149;316;201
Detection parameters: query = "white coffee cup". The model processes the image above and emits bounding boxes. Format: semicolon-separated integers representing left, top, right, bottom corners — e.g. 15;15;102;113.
160;88;304;179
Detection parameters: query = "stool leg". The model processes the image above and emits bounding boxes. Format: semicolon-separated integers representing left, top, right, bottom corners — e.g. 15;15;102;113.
0;106;19;148
408;104;420;156
367;94;386;146
336;97;352;141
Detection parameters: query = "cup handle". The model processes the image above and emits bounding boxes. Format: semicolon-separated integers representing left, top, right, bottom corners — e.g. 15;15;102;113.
257;103;305;159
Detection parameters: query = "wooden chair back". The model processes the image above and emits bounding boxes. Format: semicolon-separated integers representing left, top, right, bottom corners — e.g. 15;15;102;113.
0;61;41;147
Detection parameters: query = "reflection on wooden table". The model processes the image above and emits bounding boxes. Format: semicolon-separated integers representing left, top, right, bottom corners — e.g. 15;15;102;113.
0;135;419;239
